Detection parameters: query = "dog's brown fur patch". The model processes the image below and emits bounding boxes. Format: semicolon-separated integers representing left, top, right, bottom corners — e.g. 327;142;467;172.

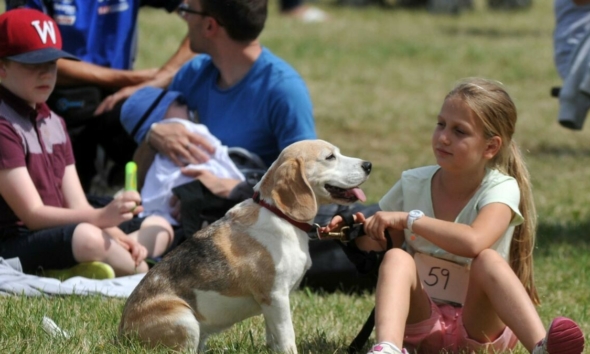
212;223;275;305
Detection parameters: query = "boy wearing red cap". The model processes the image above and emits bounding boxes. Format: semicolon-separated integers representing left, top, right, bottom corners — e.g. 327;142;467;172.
0;9;173;279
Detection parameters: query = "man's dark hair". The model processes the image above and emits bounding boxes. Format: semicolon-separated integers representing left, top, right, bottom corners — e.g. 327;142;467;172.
201;0;267;42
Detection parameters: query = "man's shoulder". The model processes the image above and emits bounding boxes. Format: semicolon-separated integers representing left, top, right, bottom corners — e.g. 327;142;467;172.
171;54;215;89
185;54;214;71
259;48;303;78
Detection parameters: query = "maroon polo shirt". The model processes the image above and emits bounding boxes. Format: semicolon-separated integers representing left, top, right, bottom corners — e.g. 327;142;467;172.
0;85;75;229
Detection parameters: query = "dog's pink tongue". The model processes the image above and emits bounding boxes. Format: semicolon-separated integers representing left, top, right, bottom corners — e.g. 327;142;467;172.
352;187;366;202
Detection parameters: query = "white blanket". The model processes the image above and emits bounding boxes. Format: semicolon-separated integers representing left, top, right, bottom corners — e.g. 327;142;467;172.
0;257;143;297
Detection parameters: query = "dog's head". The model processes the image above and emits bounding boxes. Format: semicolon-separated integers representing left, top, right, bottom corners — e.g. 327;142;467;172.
256;139;371;223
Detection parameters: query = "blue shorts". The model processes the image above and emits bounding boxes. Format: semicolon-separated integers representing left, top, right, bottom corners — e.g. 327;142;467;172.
0;218;144;274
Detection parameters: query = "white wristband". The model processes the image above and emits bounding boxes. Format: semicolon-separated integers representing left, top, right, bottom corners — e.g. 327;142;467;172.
407;210;424;232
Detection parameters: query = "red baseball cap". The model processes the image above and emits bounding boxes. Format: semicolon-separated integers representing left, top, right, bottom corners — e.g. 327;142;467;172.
0;8;78;64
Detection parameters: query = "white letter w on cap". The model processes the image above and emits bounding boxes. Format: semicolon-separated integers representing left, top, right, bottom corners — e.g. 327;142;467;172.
31;20;56;44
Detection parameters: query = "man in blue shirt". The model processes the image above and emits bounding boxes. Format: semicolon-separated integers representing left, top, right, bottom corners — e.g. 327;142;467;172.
5;0;195;191
133;0;316;198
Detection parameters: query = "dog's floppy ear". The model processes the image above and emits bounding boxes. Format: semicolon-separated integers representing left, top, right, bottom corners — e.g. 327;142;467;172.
260;157;317;222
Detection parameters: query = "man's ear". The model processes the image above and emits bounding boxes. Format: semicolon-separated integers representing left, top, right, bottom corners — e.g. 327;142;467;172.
484;136;502;159
204;16;222;37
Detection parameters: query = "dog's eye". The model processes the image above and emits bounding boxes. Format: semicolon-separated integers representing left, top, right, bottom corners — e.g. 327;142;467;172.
326;154;336;160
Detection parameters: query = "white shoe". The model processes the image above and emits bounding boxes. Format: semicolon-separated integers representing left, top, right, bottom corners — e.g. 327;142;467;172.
367;342;408;354
300;7;328;23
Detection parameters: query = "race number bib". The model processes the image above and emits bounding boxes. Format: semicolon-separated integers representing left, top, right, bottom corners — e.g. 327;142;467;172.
414;253;470;306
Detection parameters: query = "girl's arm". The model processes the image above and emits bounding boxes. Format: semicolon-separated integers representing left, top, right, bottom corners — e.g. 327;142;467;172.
60;164;144;228
364;203;513;258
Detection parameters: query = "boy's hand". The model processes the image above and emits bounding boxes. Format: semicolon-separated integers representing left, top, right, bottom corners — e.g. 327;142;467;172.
106;227;147;266
96;191;143;228
122;238;148;267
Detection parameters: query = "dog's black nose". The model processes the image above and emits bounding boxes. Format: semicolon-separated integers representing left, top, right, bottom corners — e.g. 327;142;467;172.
362;161;372;174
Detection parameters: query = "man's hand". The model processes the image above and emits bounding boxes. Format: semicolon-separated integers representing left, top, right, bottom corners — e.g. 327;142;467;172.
149;123;215;166
181;169;241;198
94;83;146;115
92;67;165;115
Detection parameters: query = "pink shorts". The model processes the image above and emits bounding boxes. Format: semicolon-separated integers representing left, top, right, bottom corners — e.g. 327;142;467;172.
403;298;518;354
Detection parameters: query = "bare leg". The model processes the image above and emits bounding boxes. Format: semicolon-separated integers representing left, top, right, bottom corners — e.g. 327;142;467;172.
355;234;388;252
462;249;545;352
71;223;148;276
127;215;174;257
374;249;431;348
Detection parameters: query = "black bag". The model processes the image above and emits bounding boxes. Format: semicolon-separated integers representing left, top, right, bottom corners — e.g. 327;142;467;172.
302;203;381;294
46;86;105;128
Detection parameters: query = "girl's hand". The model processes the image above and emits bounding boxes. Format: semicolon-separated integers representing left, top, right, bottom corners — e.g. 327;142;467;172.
363;211;408;242
96;191;143;228
318;212;366;234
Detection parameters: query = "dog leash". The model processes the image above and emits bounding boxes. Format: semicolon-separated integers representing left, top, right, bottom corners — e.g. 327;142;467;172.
308;211;367;242
345;227;393;354
311;218;394;354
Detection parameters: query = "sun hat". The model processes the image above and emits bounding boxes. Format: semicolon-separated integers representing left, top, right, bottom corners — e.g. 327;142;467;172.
121;87;184;144
0;8;78;63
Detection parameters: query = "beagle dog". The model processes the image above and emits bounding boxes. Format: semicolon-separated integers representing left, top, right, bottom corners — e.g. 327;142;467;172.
119;139;372;353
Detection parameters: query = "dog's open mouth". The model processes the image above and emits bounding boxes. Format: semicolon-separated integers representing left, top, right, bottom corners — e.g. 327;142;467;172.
325;184;366;203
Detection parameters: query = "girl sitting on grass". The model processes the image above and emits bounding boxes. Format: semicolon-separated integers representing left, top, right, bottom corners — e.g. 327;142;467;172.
324;78;585;354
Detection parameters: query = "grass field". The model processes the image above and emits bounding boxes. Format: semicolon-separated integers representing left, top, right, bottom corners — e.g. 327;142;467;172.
1;1;589;353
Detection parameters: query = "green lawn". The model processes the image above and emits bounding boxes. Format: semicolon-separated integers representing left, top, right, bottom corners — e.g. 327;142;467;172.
1;1;589;353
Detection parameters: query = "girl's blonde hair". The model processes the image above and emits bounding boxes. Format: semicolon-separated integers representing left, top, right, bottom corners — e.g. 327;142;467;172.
446;78;539;304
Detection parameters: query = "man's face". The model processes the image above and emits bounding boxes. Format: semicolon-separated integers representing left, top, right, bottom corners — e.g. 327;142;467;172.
183;0;209;53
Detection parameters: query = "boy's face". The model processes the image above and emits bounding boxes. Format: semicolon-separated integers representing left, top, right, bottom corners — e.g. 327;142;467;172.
0;59;57;108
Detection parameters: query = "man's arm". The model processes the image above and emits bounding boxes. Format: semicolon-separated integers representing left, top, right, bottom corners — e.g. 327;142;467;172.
56;59;158;88
145;36;194;89
95;36;195;114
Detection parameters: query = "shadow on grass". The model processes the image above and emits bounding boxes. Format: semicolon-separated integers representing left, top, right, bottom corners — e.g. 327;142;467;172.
299;334;356;354
536;220;590;253
439;26;547;38
528;145;590;157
